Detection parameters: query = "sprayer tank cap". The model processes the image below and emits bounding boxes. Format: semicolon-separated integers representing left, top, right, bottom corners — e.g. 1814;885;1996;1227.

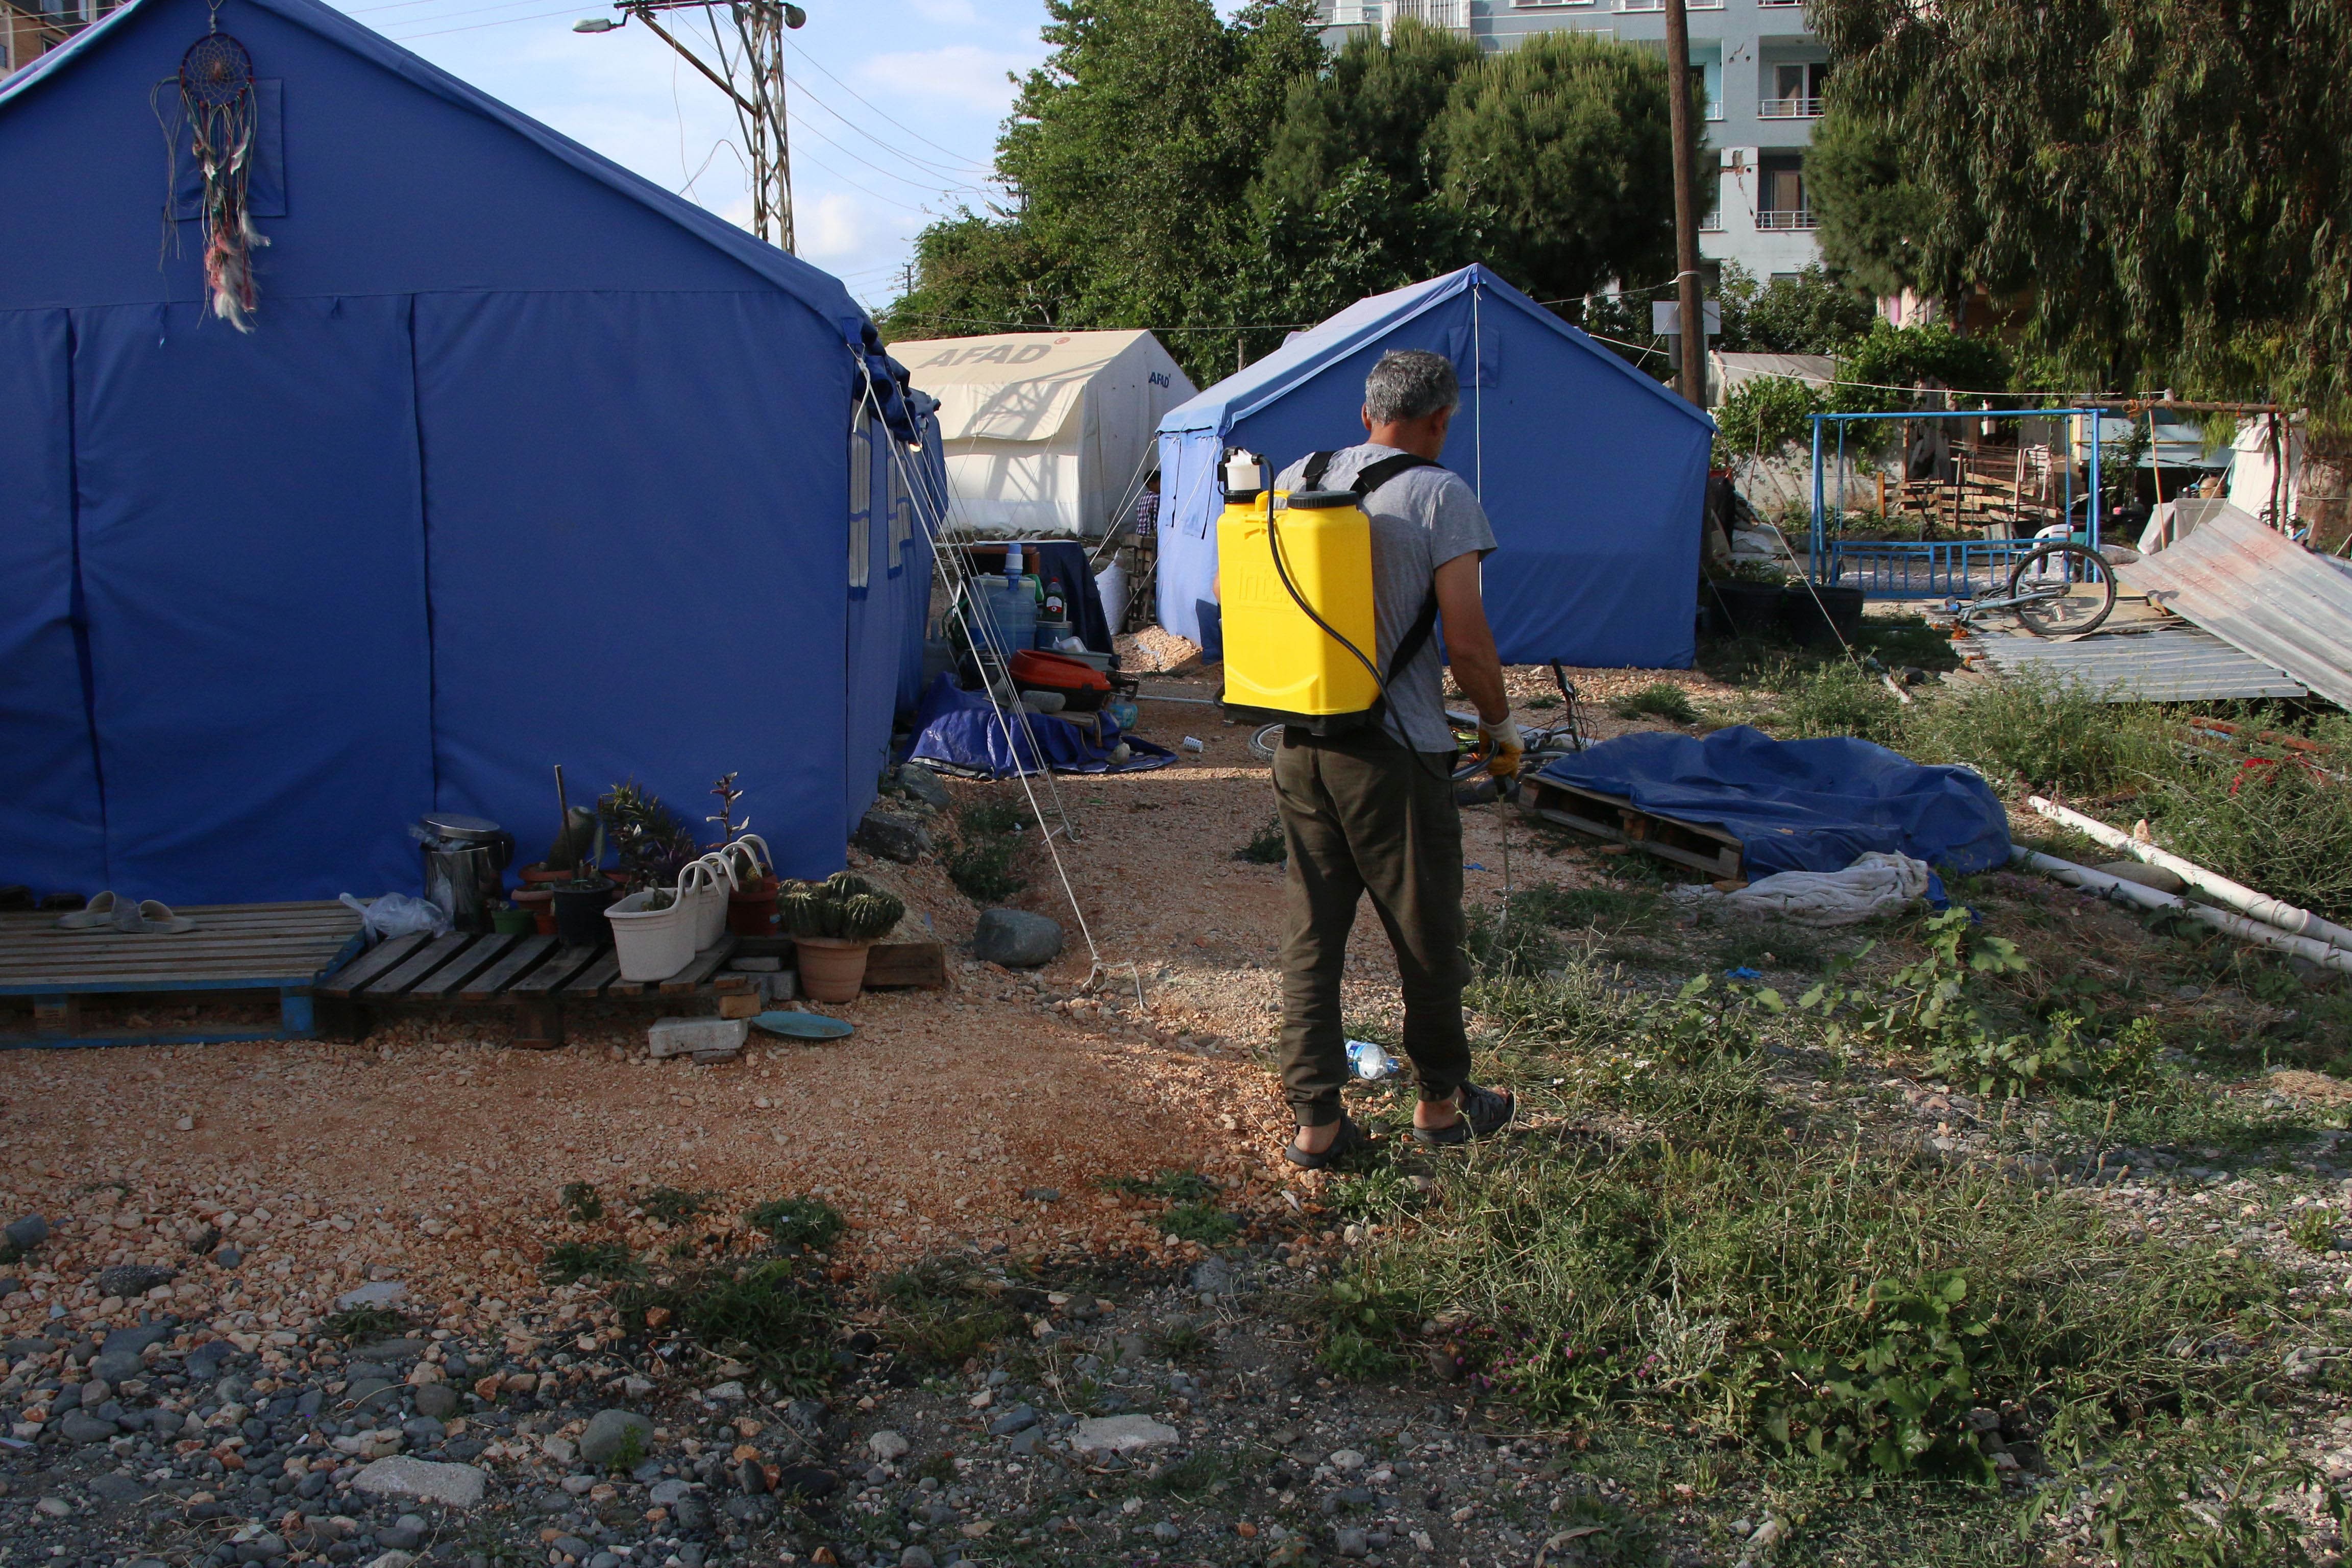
1283;490;1359;510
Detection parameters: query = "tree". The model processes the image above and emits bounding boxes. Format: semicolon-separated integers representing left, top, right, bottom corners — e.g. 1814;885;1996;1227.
1716;262;1877;354
1808;0;2352;426
1432;30;1677;306
1803;98;1940;303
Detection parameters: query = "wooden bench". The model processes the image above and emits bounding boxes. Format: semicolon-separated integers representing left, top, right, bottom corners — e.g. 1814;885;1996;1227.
317;930;756;1048
1521;776;1746;882
0;902;366;1049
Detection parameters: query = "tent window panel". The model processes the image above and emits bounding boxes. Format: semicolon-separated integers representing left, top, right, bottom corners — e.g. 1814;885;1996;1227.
849;414;872;591
849;513;871;590
887;456;913;572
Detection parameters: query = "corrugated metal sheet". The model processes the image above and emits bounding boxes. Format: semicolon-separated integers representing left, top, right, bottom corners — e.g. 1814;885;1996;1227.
2118;503;2352;708
1967;624;2309;702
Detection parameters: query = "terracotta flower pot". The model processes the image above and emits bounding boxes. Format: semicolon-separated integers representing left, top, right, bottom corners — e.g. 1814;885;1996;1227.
728;874;782;937
793;935;872;1002
518;862;568;888
512;887;556;936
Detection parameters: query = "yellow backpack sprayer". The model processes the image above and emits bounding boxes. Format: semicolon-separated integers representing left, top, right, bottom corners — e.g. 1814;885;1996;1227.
1214;448;1442;733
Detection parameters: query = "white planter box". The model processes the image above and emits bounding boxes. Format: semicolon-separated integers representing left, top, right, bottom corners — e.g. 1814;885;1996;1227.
608;891;697;982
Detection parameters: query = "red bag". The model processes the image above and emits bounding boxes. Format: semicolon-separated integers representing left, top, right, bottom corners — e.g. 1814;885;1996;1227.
1010;649;1112;712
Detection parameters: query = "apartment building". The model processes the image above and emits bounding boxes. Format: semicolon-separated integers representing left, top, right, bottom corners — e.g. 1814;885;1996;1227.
1319;0;1829;283
3;0;115;79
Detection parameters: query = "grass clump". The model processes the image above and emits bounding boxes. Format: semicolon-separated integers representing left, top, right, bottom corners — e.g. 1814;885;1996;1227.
541;1240;644;1285
321;1303;409;1342
1610;682;1700;725
1904;671;2171;796
1765;658;1906;746
619;1258;836;1392
877;1259;1022;1366
558;1181;605;1223
1102;1168;1215;1202
1161;1202;1239;1246
1237;818;1288;864
745;1196;846;1255
946;800;1029;901
2144;757;2352;924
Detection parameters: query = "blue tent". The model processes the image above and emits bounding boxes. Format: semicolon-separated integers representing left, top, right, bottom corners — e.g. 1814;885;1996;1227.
0;0;940;906
1155;265;1713;667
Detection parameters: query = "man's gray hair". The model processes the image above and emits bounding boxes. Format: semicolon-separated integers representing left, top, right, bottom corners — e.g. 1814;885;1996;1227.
1362;350;1460;426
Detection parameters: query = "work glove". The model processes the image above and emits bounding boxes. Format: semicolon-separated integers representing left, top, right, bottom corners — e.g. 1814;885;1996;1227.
1478;716;1525;780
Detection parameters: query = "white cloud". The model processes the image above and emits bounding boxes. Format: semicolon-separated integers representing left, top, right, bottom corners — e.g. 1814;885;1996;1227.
798;191;872;260
857;44;1032;115
906;0;981;22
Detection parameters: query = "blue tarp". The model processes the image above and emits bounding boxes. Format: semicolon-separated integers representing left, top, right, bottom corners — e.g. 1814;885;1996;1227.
1155;265;1715;667
0;0;941;905
906;676;1173;779
1535;726;2012;879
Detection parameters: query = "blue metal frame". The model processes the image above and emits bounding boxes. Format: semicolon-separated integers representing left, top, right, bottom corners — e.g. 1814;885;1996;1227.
1808;408;2105;599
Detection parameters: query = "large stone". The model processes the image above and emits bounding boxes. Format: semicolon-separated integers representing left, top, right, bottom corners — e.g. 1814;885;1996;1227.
351;1457;489;1508
411;1382;460;1420
1072;1415;1179;1455
95;1264;174;1298
4;1214;48;1251
60;1411;119;1443
972;908;1063;969
895;765;951;811
578;1409;655;1469
92;1350;145;1386
987;1404;1038;1437
867;1429;911;1462
853;809;933;865
102;1321;176;1357
335;1281;407;1312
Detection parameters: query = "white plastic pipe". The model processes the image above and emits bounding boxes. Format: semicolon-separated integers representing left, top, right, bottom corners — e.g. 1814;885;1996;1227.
2026;795;2352;952
2010;847;2352;975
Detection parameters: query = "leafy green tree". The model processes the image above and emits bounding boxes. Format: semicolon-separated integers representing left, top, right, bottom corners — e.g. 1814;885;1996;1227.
1808;0;2352;426
1714;375;1826;468
1803;98;1940;303
1432;30;1677;306
1830;321;2012;415
1716;262;1877;354
1253;18;1478;221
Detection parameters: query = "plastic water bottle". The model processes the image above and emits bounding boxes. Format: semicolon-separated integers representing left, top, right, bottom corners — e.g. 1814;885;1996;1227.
1346;1039;1402;1081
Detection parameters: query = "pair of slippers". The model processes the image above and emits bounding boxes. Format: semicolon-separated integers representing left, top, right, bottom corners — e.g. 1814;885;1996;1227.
54;892;196;935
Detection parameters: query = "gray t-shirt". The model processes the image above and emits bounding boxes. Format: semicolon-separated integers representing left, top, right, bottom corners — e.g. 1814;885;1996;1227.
1271;443;1498;751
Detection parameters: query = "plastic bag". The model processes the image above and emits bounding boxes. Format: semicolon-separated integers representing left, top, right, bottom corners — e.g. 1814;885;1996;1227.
339;891;452;943
1671;851;1932;927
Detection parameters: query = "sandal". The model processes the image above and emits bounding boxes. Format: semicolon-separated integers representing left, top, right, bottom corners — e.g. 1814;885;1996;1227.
1284;1114;1374;1171
1413;1083;1516;1147
54;892;118;929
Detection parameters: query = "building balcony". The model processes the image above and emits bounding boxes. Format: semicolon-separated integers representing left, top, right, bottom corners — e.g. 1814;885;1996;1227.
1756;208;1820;231
1322;0;1471;31
1758;95;1823;119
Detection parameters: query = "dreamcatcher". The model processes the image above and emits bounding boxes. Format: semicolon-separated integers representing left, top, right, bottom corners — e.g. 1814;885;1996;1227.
178;8;267;330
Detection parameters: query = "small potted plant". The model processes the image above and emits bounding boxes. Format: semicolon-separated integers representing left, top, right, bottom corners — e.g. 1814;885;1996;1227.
706;774;780;936
1704;557;1792;641
601;782;702;981
778;872;905;1001
550;818;621;949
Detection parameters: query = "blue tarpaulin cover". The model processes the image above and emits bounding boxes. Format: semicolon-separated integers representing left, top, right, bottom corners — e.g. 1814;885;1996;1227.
1535;726;2012;879
906;676;1173;779
0;0;940;905
1154;265;1714;667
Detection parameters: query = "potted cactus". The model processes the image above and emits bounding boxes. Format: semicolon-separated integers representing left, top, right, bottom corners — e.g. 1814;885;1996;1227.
779;872;905;1002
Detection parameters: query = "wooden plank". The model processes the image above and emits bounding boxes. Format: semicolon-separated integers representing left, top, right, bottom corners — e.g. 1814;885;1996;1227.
459;936;557;1000
865;939;947;989
407;935;521;998
0;971;355;997
358;934;476;999
506;946;605;997
659;934;740;994
0;941;363;974
561;952;621;997
315;933;431;999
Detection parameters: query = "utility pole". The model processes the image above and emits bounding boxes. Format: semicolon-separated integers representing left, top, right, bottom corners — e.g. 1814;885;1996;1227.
581;1;805;252
1662;0;1706;409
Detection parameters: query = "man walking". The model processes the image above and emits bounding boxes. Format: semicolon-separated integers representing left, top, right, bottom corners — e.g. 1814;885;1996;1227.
1270;350;1521;1169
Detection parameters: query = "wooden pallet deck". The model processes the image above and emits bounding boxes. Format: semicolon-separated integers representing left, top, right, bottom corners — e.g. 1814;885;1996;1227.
0;901;366;1049
1521;777;1745;881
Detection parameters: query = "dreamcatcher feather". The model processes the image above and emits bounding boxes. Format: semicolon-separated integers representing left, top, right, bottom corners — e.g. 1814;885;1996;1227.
179;20;267;331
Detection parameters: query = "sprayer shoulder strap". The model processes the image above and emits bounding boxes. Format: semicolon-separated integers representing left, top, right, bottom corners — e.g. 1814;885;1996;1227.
1298;450;1441;499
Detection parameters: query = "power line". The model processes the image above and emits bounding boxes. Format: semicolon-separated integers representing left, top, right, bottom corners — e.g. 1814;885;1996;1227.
784;38;1000;173
786;106;991;200
784;70;998;184
391;4;585;40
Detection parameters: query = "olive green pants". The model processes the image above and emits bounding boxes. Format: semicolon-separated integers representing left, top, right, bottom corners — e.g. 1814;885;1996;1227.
1272;726;1472;1128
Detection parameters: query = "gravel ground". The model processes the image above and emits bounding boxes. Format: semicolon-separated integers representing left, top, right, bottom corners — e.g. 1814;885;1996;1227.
7;655;2352;1565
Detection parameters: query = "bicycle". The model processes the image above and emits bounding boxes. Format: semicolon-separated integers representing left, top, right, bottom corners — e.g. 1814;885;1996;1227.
1947;538;2119;638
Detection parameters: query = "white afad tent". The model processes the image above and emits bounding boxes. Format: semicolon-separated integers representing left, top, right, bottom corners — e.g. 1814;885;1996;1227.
889;330;1196;537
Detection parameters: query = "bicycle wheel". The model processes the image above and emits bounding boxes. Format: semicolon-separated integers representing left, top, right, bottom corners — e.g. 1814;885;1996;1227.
2006;542;2116;637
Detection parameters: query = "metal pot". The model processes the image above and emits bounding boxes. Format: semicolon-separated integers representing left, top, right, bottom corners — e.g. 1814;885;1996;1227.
419;814;516;935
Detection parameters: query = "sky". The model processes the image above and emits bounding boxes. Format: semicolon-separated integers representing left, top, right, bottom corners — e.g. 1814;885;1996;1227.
319;0;1067;315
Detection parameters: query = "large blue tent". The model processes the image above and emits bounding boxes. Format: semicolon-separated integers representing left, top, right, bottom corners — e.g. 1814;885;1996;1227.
0;0;939;906
1155;265;1713;667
